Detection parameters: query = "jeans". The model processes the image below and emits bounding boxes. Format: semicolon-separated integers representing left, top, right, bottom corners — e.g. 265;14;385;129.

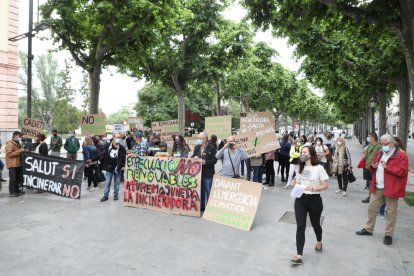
0;159;4;171
295;194;323;255
201;177;213;211
9;167;23;194
252;166;263;183
287;163;297;186
379;203;386;215
103;171;121;198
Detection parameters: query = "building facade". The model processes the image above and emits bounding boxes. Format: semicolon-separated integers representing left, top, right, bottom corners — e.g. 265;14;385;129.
0;0;19;143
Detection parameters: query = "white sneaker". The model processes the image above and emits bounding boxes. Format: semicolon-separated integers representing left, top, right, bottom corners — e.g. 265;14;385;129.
283;184;291;189
90;187;96;191
342;191;347;196
95;187;100;191
336;190;342;194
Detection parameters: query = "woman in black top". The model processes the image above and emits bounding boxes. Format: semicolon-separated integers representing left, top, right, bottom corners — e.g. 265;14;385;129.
34;133;48;156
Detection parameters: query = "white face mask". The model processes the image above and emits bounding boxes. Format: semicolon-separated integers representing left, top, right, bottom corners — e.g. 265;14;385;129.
367;137;370;142
337;141;343;146
316;141;321;145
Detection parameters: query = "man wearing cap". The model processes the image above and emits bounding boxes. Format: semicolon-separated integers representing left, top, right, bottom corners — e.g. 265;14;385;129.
5;131;26;197
49;129;63;157
132;131;147;156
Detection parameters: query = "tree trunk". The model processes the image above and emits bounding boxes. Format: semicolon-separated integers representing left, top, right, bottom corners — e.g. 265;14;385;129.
285;113;289;132
172;73;185;135
242;96;250;112
361;110;367;144
377;92;387;136
273;111;282;131
88;64;102;114
399;0;414;100
397;72;411;146
215;81;221;116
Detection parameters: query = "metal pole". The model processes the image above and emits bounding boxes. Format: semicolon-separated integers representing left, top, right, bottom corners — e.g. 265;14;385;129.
371;107;375;134
27;0;34;118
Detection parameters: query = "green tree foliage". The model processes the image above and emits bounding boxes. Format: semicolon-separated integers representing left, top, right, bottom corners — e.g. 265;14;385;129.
107;108;131;125
123;0;229;133
41;0;180;113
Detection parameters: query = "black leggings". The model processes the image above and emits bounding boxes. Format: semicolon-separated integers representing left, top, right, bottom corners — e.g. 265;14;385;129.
278;155;290;180
85;166;97;188
294;194;323;255
337;172;348;191
264;160;275;183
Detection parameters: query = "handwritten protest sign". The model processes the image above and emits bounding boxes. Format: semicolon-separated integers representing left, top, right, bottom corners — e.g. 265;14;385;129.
204;115;232;140
240;112;274;133
80;114;106;136
22;152;84;199
152;120;179;144
128;117;144;130
123;156;202;217
184;136;199;151
21;118;45;139
233;127;280;157
203;175;262;231
112;124;124;133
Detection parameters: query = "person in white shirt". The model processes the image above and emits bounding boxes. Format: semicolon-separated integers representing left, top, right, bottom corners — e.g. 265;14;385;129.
290;146;329;265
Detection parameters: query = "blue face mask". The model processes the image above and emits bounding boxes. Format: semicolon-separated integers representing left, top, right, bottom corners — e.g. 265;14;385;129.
196;139;202;145
175;140;181;145
115;138;121;144
382;145;390;153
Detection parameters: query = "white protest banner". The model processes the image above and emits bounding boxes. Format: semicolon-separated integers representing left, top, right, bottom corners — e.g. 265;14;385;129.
233;127;280;157
112;124;124;133
240;112;274;133
21;118;46;139
204;115;232;140
203;175;262;231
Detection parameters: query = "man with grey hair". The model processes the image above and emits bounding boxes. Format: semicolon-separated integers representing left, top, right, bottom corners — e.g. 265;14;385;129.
356;134;408;245
192;132;217;211
216;135;248;178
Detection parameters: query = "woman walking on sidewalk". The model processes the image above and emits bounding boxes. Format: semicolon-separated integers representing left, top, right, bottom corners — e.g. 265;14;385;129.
284;138;302;189
290;146;329;265
332;137;352;196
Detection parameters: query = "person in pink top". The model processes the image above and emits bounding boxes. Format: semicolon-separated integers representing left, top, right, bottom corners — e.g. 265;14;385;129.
264;151;275;186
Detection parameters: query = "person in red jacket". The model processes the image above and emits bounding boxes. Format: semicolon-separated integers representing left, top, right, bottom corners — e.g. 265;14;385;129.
355;134;408;245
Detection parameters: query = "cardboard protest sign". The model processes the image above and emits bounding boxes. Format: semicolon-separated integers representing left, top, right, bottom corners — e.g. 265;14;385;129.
123;156;202;217
80;114;106;136
152;120;179;144
240;112;274;133
21;118;45;139
184;136;199;151
233;127;280;157
22;152;84;199
204;115;232;140
203;175;262;231
128;117;144;130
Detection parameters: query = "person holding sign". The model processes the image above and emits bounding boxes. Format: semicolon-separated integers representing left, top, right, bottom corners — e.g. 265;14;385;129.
83;137;99;191
100;134;126;202
5;131;27;197
290;146;329;265
172;135;191;158
64;131;80;160
215;136;248;179
191;132;217;211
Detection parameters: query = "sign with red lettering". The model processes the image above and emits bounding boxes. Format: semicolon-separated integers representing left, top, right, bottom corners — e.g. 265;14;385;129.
203;175;262;231
22;152;84;199
123;156;202;217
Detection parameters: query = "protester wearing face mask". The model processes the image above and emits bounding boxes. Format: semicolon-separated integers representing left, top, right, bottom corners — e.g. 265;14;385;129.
332;137;352;196
284;138;303;189
290;146;329;265
216;135;248;178
191;132;217;211
100;133;126;202
147;135;162;156
132;131;147;157
5;131;27;197
355;134;408;246
172;135;190;158
362;133;382;203
64;130;80;160
314;137;329;172
49;129;63;157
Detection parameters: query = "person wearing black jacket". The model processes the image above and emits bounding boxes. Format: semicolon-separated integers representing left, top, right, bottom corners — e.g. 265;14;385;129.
191;132;217;211
100;133;126;202
34;133;49;156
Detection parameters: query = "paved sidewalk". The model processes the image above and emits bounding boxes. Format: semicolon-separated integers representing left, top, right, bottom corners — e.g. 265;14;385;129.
0;138;413;275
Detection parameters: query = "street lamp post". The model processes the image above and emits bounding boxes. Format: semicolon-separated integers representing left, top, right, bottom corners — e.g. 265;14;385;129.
369;97;377;134
8;0;49;118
